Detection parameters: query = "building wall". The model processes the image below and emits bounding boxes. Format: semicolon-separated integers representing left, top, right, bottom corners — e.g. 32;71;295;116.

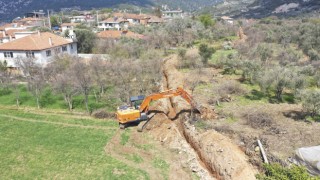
98;22;128;31
61;26;76;38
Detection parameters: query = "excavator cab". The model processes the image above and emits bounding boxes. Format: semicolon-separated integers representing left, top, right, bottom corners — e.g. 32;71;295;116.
130;95;145;109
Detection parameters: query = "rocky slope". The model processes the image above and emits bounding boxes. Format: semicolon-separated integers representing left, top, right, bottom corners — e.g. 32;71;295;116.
207;0;320;18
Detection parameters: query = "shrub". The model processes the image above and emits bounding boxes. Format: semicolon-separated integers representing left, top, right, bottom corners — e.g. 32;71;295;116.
243;110;273;129
215;80;247;98
177;48;187;60
256;163;318;180
92;108;115;119
178;52;202;69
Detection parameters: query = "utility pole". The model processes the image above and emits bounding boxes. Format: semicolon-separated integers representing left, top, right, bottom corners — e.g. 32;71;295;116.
96;10;99;25
47;10;51;30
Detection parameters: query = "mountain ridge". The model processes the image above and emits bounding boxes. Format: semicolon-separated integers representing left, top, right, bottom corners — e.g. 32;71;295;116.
207;0;320;18
0;0;221;21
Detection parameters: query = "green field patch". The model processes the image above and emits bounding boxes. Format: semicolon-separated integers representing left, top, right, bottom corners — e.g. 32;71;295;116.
0;108;117;127
210;49;238;64
120;129;131;145
0;117;149;179
153;157;170;180
124;153;144;163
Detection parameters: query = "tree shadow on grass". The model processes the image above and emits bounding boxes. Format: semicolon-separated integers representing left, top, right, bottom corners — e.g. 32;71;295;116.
244;90;296;105
244;89;266;101
282;110;320;122
283;110;307;122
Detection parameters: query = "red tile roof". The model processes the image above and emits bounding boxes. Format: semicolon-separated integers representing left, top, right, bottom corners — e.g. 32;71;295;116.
97;30;144;39
101;17;128;23
61;23;80;27
0;32;73;51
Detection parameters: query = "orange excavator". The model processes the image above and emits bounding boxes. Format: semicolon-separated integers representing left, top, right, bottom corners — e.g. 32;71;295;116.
116;87;198;131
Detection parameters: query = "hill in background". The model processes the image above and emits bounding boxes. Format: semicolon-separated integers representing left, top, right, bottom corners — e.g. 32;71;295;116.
204;0;320;18
0;0;222;21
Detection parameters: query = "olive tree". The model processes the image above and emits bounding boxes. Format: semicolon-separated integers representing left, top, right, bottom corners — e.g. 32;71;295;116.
199;43;215;65
301;89;320;117
240;60;261;84
256;66;306;101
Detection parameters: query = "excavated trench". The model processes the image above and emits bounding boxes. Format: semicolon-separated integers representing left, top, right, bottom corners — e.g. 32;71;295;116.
154;55;257;180
162;61;217;179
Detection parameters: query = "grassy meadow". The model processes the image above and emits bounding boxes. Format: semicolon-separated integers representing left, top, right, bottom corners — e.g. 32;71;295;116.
0;107;150;179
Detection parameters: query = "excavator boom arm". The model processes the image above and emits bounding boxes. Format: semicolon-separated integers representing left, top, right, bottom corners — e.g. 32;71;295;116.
139;87;196;112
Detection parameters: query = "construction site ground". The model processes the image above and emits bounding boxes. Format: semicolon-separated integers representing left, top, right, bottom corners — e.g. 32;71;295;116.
141;51;320;179
2;50;319;179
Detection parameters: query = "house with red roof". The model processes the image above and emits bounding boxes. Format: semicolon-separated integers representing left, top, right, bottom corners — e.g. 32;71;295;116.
97;17;129;31
0;32;77;67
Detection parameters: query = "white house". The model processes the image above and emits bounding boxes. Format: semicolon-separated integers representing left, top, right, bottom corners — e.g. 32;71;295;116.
162;10;184;20
0;32;77;67
61;23;79;38
98;17;129;31
70;16;86;23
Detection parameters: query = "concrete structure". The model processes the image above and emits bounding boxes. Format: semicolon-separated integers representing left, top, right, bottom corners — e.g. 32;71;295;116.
25;10;46;18
162;10;184;20
70;16;86;23
0;32;77;67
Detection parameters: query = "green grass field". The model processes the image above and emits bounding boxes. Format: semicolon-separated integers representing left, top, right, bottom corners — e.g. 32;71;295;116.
0;107;150;179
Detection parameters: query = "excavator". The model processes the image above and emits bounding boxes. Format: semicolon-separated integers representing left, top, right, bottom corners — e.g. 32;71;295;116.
116;87;198;131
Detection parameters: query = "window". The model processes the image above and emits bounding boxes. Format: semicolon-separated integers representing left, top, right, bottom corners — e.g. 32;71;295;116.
70;44;73;50
46;50;51;57
26;51;35;58
62;46;67;52
54;48;61;54
3;52;13;58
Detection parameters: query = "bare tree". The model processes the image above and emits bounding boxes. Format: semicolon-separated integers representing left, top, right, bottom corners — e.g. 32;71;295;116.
70;59;92;113
53;72;79;111
11;79;21;108
0;60;12;91
15;57;46;109
89;56;109;102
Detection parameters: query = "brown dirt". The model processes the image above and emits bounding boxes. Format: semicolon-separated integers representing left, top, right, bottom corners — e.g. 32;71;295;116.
215;103;320;163
145;54;257;179
105;129;195;180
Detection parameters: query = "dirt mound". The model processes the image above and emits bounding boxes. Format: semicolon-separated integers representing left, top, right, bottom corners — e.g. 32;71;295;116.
180;119;257;179
146;54;257;179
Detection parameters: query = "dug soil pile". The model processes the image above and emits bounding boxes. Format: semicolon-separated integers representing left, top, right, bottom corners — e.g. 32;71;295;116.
145;55;257;180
